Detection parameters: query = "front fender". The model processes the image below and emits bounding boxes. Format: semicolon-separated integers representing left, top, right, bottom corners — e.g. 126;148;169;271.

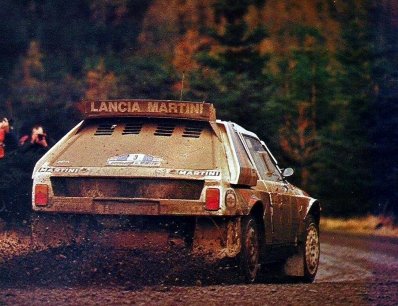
297;198;321;244
305;198;321;224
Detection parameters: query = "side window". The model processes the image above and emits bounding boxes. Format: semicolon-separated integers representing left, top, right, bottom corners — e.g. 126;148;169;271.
243;136;268;180
243;136;281;182
259;150;282;182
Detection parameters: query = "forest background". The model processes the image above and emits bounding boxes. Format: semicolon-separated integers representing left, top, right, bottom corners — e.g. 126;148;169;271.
0;0;396;218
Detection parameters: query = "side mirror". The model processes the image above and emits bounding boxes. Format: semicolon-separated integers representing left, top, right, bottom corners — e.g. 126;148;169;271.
282;167;294;177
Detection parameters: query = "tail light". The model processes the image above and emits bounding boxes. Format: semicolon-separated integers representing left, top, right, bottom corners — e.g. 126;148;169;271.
35;184;49;206
205;188;220;211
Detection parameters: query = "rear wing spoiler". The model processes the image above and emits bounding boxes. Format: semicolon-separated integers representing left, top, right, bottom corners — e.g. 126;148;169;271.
84;100;216;122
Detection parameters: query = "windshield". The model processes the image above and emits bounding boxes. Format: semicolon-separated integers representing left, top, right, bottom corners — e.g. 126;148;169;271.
51;118;217;169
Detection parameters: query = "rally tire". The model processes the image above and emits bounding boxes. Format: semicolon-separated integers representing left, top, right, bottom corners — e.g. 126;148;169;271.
240;215;260;283
302;215;320;283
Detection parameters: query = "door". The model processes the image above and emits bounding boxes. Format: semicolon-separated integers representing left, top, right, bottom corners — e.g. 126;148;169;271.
240;136;294;244
266;182;292;244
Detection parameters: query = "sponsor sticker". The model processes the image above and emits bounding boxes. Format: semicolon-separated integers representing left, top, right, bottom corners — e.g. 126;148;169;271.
85;100;216;121
39;167;80;173
107;154;162;167
169;169;221;178
88;101;205;115
55;160;70;165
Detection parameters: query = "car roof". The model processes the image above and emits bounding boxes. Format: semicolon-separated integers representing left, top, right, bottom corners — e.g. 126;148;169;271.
83;99;261;143
216;120;259;139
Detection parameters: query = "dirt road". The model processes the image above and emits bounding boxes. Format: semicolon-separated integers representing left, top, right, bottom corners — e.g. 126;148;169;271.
0;225;397;305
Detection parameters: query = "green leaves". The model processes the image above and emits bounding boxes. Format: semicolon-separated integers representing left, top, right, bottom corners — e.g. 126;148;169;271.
0;0;390;218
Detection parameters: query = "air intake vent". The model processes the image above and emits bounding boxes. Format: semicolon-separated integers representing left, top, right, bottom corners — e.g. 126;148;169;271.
122;123;142;135
154;123;175;137
95;124;116;136
182;125;204;138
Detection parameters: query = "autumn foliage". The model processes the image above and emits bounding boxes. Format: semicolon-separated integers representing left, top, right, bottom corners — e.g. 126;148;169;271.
0;0;396;218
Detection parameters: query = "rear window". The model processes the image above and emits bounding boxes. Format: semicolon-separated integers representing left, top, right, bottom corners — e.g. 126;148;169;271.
51;118;217;169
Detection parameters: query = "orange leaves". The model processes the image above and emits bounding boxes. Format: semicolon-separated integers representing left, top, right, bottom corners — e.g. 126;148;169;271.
84;60;117;101
76;60;117;114
172;29;216;96
279;102;317;157
279;101;318;188
173;30;213;74
262;0;340;54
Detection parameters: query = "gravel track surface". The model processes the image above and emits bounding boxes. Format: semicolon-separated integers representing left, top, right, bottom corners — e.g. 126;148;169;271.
1;222;397;305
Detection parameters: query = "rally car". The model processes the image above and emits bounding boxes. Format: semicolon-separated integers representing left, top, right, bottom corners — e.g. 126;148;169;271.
32;99;320;282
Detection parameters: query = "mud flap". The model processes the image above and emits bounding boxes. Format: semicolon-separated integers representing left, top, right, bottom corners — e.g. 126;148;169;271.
192;217;241;261
283;248;305;277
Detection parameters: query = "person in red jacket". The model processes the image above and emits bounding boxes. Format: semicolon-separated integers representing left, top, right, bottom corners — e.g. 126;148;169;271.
0;118;10;159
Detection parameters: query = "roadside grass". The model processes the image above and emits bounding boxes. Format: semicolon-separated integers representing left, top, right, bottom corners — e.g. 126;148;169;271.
320;215;398;238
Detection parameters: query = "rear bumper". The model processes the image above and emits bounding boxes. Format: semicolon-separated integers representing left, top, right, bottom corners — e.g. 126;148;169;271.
31;212;243;260
33;196;235;216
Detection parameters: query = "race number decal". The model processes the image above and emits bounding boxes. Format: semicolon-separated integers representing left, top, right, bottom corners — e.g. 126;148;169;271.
107;154;163;167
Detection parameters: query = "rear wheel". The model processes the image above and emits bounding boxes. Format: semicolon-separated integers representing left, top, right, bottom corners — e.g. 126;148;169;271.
240;216;260;283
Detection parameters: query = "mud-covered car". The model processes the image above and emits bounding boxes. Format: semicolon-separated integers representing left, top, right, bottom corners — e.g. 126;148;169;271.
32;99;320;282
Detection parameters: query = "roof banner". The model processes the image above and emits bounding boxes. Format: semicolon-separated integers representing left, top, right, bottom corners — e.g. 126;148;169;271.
84;100;216;121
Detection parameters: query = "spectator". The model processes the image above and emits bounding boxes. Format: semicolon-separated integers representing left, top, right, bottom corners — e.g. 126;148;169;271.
3;118;18;155
19;124;50;153
0;118;10;159
0;124;51;221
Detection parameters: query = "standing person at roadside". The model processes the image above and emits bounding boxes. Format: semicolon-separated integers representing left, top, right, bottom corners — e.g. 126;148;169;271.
0;124;51;220
19;124;50;153
4;119;18;154
0;118;10;159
